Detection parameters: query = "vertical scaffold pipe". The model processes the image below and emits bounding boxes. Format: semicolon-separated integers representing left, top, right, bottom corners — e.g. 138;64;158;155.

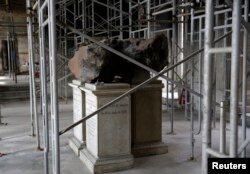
202;1;214;174
92;0;94;36
229;0;241;158
241;0;249;158
189;7;195;160
170;0;177;134
223;12;228;101
220;101;226;154
38;0;49;173
48;0;60;173
147;0;151;38
26;0;40;148
7;35;11;77
120;0;123;39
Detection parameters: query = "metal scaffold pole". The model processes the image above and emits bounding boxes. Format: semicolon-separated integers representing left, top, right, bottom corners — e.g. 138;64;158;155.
197;17;202;134
202;0;214;173
119;0;123;39
128;0;132;37
26;0;40;149
92;0;95;36
64;34;68;104
10;34;14;79
146;0;150;38
7;35;11;77
83;0;86;42
38;0;49;173
229;0;241;158
223;11;229;100
241;0;249;157
48;0;60;173
220;101;226;154
170;0;177;134
189;7;194;159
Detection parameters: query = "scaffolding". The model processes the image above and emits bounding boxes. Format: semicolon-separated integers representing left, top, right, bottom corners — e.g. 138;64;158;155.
13;0;250;174
26;0;40;150
202;1;250;174
35;0;249;173
38;0;60;174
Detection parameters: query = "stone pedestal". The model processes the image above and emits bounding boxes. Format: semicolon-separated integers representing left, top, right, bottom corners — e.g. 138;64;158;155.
68;80;86;156
79;83;133;174
131;80;168;157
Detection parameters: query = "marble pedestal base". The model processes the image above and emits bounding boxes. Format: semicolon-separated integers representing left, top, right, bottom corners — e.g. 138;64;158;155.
132;142;168;157
69;137;86;157
131;80;168;157
80;149;133;174
69;80;86;156
79;83;134;173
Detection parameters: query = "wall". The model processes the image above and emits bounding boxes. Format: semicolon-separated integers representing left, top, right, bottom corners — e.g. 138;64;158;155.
17;36;29;72
0;7;29;74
